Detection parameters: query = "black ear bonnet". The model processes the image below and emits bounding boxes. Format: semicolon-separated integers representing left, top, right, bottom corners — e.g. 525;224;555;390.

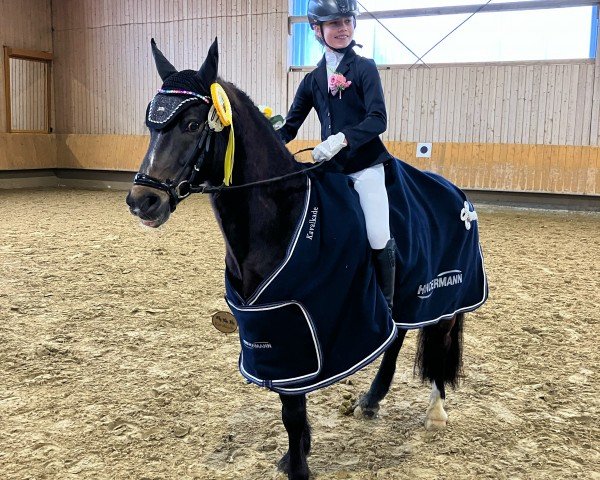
145;70;211;130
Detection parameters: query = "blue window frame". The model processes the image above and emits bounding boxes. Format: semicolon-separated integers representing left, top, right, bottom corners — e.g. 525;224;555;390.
290;1;597;66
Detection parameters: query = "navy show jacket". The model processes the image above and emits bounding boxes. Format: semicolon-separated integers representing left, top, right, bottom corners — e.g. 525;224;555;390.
280;48;394;174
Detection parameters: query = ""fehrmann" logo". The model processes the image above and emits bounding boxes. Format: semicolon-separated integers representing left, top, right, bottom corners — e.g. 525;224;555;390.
417;270;463;299
243;339;273;349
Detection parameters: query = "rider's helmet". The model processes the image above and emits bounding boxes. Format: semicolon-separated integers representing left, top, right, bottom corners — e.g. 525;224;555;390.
307;0;360;29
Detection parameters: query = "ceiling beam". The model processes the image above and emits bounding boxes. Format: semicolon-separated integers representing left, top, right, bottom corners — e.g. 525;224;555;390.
290;0;600;24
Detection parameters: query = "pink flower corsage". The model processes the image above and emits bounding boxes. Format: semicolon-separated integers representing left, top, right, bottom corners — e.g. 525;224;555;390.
329;73;352;99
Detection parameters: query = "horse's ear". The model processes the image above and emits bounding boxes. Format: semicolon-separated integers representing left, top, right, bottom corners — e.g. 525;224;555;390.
151;38;178;81
197;37;219;87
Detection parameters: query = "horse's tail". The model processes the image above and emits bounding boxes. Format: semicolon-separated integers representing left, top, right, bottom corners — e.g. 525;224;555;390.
414;313;464;389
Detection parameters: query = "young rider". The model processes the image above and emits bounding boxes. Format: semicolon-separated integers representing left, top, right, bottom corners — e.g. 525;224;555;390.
279;0;397;310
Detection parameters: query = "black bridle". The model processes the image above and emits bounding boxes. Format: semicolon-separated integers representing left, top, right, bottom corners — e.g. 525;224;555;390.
133;113;322;212
133;120;214;212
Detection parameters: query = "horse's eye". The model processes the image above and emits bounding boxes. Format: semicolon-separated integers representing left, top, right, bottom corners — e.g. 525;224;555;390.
187;121;200;132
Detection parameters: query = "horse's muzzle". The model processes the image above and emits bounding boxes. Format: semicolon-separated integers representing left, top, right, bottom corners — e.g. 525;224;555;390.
126;186;171;228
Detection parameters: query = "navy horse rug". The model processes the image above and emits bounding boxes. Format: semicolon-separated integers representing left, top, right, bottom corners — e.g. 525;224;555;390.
225;158;488;394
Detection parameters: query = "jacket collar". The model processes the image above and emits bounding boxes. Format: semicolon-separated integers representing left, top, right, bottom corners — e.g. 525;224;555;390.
316;48;357;97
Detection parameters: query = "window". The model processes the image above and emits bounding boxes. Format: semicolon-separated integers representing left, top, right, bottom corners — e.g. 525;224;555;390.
290;1;597;66
3;47;53;133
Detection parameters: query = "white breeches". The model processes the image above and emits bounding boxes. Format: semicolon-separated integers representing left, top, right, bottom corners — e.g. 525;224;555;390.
348;163;391;250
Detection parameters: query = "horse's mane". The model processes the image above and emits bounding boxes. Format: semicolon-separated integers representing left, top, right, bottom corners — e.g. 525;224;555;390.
219;78;298;167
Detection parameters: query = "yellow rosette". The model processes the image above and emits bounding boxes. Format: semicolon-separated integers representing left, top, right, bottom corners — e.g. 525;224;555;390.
210;83;235;186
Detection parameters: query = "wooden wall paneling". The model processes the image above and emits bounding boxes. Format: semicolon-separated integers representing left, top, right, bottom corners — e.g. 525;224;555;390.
543;64;555;146
497;143;509;191
551;65;563;144
472;66;483;143
512;142;522;191
593;44;600;146
497;66;510;143
394;70;407;143
436;67;446;143
463;67;475;185
566;65;579;146
432;68;441;142
573;145;584;194
556;65;568;145
577;146;589;193
459;67;469;143
514;66;526;144
578;64;592;146
424;67;434;141
400;68;410;143
536;64;548;145
419;68;427;142
564;144;575;193
522;65;533;144
512;65;522;144
528;65;540;145
424;68;434;142
509;65;520;143
407;68;417;142
525;64;536;147
445;66;455;142
586;148;600;195
464;66;475;143
449;67;460;142
491;66;502;144
561;67;576;190
458;67;469;143
485;66;496;143
584;147;593;193
475;66;483;143
422;67;430;142
550;65;566;144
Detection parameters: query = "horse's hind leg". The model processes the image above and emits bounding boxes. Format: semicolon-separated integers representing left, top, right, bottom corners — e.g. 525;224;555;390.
416;313;464;430
426;379;448;430
278;393;311;480
357;329;407;419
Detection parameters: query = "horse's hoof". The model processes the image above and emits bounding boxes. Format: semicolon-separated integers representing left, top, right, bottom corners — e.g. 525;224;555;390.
277;451;290;473
425;417;447;430
277;453;310;480
425;396;448;430
425;408;448;430
354;394;380;420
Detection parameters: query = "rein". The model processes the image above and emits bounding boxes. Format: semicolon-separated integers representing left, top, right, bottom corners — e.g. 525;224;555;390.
191;147;323;194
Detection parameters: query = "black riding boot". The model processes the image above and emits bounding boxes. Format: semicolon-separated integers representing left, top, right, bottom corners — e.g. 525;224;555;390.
372;238;396;310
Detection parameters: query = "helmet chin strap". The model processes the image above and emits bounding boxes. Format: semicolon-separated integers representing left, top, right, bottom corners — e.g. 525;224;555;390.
317;24;360;54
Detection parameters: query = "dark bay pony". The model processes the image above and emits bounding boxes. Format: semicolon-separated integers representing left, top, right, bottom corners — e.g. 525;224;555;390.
127;39;485;480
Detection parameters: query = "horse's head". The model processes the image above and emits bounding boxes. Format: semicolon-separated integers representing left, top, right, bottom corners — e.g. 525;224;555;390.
126;38;233;227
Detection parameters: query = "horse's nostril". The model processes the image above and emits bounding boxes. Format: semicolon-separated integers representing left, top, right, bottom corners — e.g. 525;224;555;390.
142;192;161;211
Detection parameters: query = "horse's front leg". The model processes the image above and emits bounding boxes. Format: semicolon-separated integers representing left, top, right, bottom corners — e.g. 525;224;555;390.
356;330;407;418
278;393;311;480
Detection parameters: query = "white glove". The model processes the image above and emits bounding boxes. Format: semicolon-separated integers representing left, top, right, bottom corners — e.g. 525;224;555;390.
312;132;347;162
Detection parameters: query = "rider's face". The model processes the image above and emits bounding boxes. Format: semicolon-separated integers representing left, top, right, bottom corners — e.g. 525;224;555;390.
318;16;354;50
